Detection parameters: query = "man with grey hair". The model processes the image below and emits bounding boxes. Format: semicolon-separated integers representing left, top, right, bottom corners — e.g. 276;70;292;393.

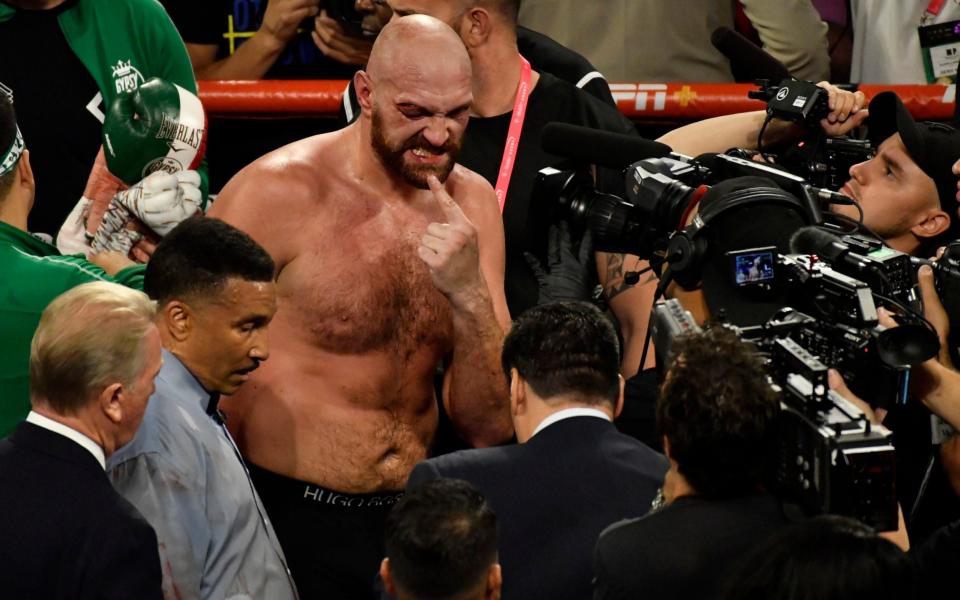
0;281;163;598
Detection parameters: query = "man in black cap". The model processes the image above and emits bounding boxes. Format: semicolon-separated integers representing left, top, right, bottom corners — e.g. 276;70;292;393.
833;91;960;256
660;87;960;258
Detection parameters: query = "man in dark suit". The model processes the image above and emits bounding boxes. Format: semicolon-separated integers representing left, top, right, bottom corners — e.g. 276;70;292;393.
0;281;163;599
593;326;790;600
408;302;667;600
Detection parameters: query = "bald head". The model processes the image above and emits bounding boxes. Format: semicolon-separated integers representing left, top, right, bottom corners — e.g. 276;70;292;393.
355;14;473;189
367;15;471;85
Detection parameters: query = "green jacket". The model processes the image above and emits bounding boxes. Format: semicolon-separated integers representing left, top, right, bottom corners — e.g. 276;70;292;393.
0;221;145;436
0;0;209;193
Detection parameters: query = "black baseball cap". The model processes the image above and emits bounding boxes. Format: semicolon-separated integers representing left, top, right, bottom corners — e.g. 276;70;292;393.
867;91;960;230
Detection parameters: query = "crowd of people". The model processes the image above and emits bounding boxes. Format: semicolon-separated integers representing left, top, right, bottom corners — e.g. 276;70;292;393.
2;0;960;599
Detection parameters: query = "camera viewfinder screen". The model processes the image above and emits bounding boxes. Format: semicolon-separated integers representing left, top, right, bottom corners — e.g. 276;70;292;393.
733;250;775;286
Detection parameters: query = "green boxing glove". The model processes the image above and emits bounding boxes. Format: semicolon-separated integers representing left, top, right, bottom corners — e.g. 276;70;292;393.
102;77;207;186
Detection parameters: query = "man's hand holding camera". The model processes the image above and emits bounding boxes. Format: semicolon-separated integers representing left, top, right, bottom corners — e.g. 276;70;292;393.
259;0;321;51
814;81;869;137
312;10;375;66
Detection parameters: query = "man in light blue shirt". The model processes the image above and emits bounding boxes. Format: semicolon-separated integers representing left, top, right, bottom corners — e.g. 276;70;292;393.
108;216;297;599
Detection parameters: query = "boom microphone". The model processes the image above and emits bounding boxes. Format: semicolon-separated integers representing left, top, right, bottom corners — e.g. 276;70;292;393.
790;226;879;279
711;26;791;83
541;122;672;169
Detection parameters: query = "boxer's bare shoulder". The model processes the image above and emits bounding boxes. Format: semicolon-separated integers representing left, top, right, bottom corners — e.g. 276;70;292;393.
208;130;354;268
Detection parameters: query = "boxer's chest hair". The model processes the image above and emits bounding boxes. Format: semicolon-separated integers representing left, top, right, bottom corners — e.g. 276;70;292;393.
291;202;454;357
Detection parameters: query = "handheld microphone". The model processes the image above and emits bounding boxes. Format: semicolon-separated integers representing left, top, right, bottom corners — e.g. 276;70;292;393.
541;122;672;169
710;26;791;82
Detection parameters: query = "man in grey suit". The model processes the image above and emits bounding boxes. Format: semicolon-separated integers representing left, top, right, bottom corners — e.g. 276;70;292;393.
408;301;667;600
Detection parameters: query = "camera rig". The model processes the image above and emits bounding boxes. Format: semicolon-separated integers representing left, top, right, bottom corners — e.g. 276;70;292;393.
651;298;899;531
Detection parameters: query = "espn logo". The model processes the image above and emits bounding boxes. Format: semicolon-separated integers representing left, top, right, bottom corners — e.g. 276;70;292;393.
610;84;667;111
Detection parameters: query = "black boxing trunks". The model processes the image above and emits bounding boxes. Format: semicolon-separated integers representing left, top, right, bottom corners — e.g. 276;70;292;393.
248;462;403;600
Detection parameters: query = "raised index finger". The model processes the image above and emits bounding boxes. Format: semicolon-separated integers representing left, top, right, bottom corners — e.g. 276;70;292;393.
427;175;466;224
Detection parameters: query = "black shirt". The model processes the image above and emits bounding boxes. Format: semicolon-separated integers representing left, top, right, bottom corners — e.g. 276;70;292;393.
459;71;636;316
913;518;960;598
0;0;103;236
593;493;791;600
160;0;359;80
517;25;615;107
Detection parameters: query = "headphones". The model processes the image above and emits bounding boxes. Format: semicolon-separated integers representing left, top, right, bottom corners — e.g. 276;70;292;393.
665;178;814;290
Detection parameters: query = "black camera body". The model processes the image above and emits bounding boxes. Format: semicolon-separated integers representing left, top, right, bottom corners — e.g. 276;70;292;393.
535;152;831;259
747;77;875;189
799;232;960;338
325;0;372;38
728;251;939;408
778;136;875;190
749;78;831;128
651;299;899;531
933;241;960;333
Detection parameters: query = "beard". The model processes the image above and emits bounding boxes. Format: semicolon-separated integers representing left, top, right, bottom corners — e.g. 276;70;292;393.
370;109;460;189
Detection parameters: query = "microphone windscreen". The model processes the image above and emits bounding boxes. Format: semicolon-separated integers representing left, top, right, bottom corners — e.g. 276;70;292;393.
711;26;791;83
541;122;672;169
790;225;841;255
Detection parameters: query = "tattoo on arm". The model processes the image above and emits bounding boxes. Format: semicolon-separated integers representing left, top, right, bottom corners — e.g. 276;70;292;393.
603;253;631;301
603;253;657;301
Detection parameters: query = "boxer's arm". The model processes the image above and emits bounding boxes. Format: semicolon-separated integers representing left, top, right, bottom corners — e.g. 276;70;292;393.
597;252;658;377
461;180;511;332
420;176;512;447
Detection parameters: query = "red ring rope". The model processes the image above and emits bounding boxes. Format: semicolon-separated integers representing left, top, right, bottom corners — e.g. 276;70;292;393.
196;81;958;121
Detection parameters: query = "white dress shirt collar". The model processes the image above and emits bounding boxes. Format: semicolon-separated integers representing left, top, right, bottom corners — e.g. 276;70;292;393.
531;407;612;439
26;411;106;470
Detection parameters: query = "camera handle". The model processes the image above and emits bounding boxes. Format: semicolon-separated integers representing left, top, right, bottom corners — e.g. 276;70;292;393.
638;264;677;375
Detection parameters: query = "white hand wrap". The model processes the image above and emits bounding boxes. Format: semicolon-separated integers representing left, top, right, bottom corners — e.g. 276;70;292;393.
56;197;94;257
113;170;202;236
90;199;137;254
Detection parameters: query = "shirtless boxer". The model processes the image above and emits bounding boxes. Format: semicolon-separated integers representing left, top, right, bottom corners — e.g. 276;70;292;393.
208;15;512;599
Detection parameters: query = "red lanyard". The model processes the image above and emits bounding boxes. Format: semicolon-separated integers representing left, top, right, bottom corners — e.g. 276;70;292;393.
927;0;946;16
923;0;946;23
494;55;532;214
